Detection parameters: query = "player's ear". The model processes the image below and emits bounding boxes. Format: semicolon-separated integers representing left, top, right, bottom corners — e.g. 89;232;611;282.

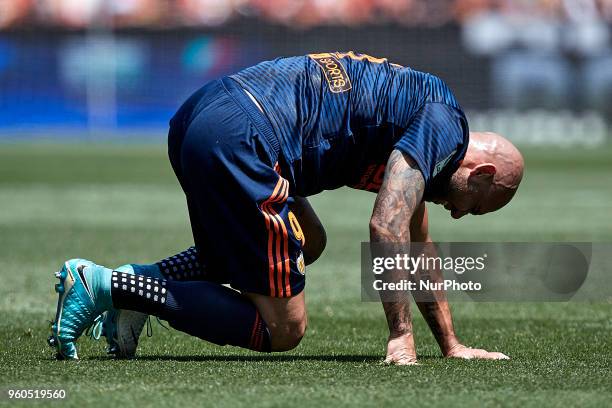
469;163;496;182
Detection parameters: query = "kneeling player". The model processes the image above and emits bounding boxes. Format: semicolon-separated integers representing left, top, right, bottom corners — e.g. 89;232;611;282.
49;52;523;363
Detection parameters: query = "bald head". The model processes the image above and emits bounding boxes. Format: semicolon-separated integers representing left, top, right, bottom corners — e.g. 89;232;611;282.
466;132;524;190
433;132;524;219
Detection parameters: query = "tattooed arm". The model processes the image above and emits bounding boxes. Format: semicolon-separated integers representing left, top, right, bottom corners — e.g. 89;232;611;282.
369;149;424;365
370;150;510;363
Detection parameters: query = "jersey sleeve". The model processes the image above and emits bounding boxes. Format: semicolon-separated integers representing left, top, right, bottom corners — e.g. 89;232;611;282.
394;102;468;189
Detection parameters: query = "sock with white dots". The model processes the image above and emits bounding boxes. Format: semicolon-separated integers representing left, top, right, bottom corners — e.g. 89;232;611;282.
110;271;169;314
155;246;206;280
115;246;206;282
110;271;271;352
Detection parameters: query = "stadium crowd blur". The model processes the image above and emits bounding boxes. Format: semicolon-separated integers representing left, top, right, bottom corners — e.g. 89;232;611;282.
2;0;612;29
1;0;611;143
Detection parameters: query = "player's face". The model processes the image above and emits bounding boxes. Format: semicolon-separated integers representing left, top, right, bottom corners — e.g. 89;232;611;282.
433;170;492;219
438;194;485;219
437;177;515;219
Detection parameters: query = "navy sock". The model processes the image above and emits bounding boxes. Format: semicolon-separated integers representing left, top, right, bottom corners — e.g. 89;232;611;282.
110;271;271;352
155;246;207;281
117;246;207;283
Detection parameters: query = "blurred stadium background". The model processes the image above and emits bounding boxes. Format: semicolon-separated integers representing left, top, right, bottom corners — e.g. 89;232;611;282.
1;0;612;145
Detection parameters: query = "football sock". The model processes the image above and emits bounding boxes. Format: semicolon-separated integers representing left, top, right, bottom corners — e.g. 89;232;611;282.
116;246;206;281
155;246;206;280
115;263;162;279
109;271;271;352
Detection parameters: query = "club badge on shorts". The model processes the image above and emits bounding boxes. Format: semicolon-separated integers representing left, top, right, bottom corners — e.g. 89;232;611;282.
296;252;306;275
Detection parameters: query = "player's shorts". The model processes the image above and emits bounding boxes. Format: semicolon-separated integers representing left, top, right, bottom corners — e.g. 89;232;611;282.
167;77;306;298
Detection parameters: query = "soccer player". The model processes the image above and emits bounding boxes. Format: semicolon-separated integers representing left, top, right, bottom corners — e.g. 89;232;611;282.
49;52;523;364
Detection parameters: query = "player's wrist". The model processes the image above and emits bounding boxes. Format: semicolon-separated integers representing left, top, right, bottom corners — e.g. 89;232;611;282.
387;322;413;340
386;332;416;357
440;336;462;356
387;330;412;340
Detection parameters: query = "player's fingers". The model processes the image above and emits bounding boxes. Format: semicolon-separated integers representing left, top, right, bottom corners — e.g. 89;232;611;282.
446;346;473;359
471;349;510;360
449;348;487;359
487;352;510;360
446;346;510;360
470;348;490;358
448;351;473;359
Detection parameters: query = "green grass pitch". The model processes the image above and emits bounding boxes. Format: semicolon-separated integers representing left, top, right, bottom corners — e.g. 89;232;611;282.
0;143;611;407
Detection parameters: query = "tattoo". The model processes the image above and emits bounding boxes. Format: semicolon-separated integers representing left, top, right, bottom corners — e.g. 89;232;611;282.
383;300;413;337
370;150;425;241
368;152;457;349
370;149;425;337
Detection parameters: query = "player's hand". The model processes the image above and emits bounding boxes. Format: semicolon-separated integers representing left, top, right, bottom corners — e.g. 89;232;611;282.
384;334;419;365
444;343;510;360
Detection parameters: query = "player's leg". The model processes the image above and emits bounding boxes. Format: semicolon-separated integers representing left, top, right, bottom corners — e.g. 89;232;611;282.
106;226;312;357
49;78;307;358
106;238;312;356
49;260;272;359
118;246;206;281
165;77;310;351
108;270;272;351
102;245;208;358
107;270;306;352
246;291;306;351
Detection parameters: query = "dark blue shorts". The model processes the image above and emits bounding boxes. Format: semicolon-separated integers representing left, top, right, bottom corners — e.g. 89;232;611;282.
167;78;305;298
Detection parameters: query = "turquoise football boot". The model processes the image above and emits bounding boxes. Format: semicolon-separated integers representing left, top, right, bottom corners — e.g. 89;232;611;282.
48;259;112;360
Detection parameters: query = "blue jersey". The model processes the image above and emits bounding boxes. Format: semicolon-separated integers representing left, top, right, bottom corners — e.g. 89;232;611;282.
230;52;469;197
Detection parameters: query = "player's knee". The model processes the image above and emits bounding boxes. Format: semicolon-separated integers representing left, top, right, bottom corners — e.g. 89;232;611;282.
269;316;307;352
246;291;307;352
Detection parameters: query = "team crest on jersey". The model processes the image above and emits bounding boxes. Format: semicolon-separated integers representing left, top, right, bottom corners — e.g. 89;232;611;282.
308;53;352;93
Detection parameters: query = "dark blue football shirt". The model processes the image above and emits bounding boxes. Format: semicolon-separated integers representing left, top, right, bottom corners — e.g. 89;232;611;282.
230;52;469;197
